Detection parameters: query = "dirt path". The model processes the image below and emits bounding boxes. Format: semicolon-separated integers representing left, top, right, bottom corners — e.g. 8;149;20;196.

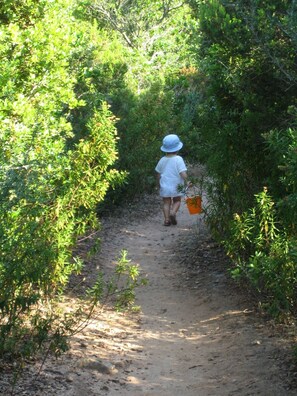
3;189;297;395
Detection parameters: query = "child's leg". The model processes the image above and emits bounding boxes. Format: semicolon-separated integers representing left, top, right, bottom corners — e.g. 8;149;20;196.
162;197;171;224
170;196;182;225
172;196;182;215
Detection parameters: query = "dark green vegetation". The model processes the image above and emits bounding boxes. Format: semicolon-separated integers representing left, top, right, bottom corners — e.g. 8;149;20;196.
189;0;297;320
0;0;296;364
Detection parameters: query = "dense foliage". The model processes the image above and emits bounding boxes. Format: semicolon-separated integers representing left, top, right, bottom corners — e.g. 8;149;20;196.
89;0;195;199
0;0;128;359
186;0;297;317
1;0;297;364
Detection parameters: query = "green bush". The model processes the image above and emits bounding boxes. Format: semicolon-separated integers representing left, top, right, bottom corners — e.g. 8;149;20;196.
114;81;176;199
183;0;297;317
265;125;297;232
226;188;297;317
0;0;126;359
188;0;297;219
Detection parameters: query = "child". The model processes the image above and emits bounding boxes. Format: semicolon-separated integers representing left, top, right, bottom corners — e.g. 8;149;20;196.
155;134;188;226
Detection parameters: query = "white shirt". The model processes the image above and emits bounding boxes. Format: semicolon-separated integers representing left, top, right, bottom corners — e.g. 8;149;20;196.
155;155;187;197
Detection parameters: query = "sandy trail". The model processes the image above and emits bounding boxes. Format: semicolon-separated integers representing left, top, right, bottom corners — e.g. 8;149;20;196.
96;200;295;396
2;188;296;396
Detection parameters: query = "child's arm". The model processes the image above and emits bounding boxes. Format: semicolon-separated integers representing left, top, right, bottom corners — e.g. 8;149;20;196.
180;171;192;188
180;171;187;181
156;172;161;186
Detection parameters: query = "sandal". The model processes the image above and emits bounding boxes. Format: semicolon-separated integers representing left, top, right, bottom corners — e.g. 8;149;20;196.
163;220;171;226
170;214;177;225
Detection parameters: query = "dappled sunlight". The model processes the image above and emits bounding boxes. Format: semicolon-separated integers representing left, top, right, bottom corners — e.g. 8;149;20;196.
200;309;254;325
24;170;293;395
65;299;260;394
121;229;147;238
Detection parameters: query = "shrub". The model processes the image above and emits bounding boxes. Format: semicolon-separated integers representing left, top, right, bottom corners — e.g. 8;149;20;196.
226;188;297;317
0;0;125;360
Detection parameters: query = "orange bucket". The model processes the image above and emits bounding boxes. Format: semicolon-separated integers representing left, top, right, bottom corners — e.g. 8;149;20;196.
186;195;202;215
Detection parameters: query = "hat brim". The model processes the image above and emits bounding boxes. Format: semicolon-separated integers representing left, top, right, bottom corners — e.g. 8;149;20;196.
161;142;183;152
